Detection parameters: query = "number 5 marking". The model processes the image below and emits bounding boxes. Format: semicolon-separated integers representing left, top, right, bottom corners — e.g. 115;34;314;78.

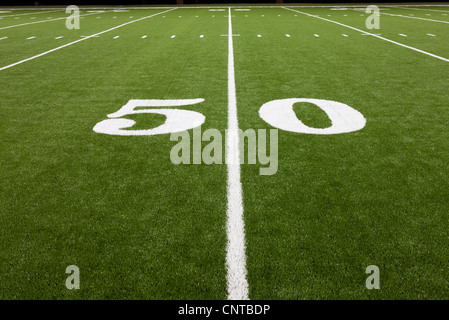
259;98;366;134
93;99;206;136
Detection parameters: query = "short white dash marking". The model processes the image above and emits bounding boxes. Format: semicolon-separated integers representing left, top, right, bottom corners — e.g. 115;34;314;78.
427;33;436;37
200;34;204;38
257;34;261;37
26;36;36;40
342;34;348;37
141;35;147;38
285;34;290;37
55;36;63;39
314;34;320;37
113;36;119;39
0;37;7;40
171;35;176;38
399;33;407;37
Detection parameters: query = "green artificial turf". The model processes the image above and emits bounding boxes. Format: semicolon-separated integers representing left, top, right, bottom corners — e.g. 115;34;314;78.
0;5;448;299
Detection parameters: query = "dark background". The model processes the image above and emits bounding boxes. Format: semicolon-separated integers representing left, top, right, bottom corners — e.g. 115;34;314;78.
1;1;447;6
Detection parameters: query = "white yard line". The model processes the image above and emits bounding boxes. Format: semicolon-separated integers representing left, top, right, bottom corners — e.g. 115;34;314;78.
0;11;109;30
225;7;249;301
0;8;177;72
0;10;62;18
388;6;449;13
282;7;449;63
381;12;449;24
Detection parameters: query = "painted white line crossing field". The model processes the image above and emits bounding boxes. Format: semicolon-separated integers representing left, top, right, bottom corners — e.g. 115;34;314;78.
0;9;61;18
381;12;449;24
0;8;177;71
282;7;449;63
0;11;110;30
225;6;249;301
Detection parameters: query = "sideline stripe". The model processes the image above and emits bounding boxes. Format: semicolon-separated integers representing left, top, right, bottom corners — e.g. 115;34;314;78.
282;7;449;63
225;6;249;301
0;11;109;30
381;12;449;24
0;8;177;72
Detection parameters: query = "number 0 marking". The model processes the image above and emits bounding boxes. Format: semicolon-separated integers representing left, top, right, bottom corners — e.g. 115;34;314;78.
259;98;366;134
93;99;205;136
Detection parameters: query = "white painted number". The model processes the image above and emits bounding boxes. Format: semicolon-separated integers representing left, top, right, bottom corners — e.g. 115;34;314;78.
93;99;206;136
259;98;366;134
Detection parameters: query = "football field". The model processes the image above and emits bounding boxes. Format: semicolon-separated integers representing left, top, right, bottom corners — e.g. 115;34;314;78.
0;4;448;299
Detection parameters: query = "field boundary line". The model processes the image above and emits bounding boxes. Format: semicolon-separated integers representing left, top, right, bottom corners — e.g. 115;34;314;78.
282;7;449;63
380;12;449;24
225;6;249;301
0;11;110;30
0;8;177;72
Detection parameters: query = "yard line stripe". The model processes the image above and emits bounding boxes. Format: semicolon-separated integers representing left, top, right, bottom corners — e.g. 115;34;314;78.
225;6;249;301
282;7;449;63
0;11;109;30
0;8;177;72
381;12;449;24
0;10;62;18
389;6;449;13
